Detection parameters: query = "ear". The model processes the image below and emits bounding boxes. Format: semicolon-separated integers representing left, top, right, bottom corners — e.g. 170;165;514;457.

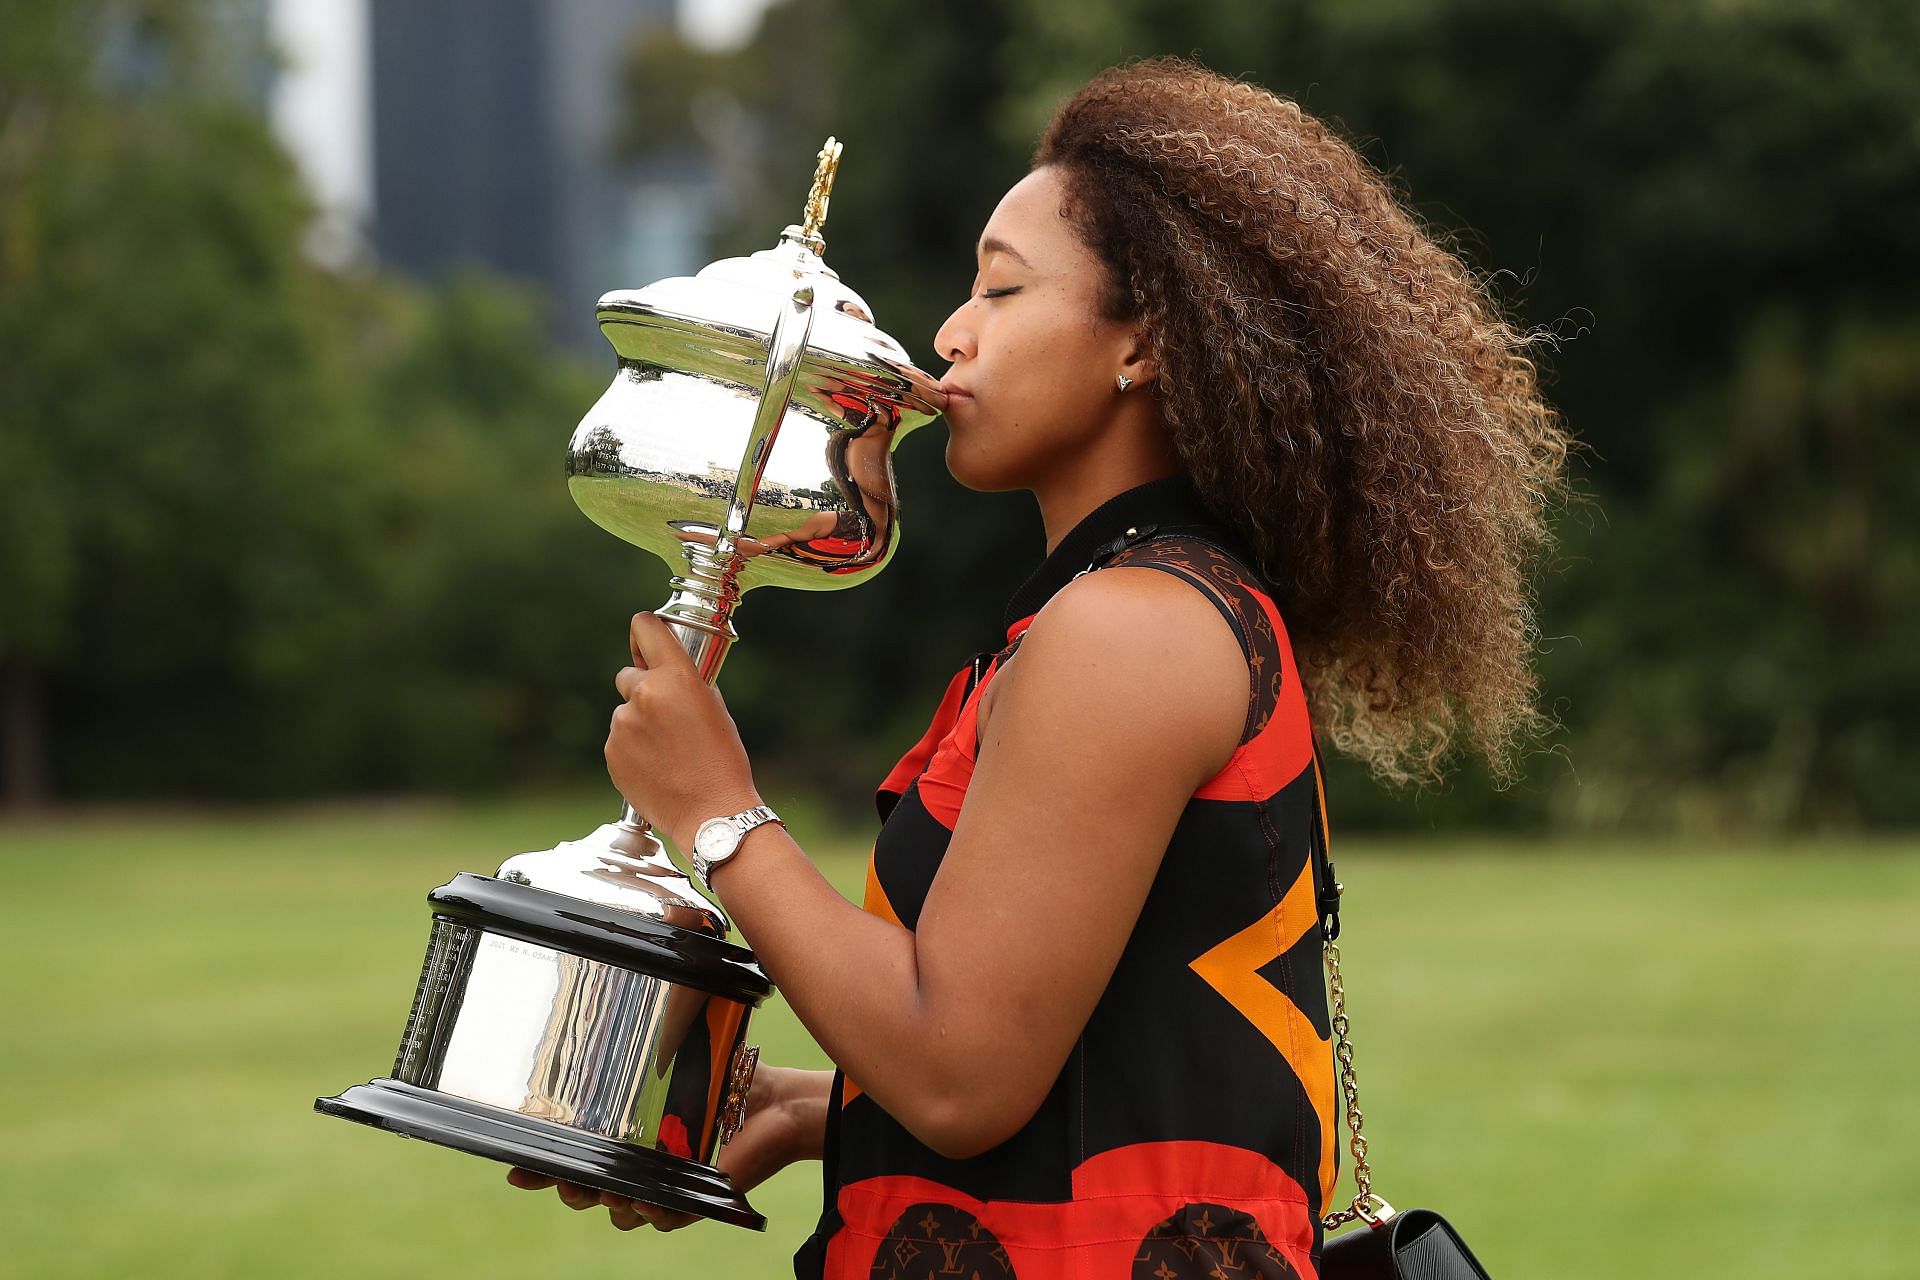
1118;329;1158;389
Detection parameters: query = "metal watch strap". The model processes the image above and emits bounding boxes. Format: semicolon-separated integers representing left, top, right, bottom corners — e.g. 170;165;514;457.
729;804;780;835
692;804;781;887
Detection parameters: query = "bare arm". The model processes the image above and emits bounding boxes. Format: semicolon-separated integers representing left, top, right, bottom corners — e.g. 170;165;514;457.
613;568;1246;1158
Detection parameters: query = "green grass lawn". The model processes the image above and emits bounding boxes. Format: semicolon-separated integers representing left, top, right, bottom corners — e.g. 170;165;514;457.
1;797;1913;1278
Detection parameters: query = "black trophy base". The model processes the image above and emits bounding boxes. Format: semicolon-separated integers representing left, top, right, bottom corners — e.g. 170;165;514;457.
316;1078;765;1231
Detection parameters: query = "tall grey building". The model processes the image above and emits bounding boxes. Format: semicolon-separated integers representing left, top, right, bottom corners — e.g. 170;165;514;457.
368;0;712;350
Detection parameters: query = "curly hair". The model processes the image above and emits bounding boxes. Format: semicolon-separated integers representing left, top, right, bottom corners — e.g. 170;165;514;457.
1035;57;1572;785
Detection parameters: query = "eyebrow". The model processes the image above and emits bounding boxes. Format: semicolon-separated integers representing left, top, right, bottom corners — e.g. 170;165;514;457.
976;235;1030;267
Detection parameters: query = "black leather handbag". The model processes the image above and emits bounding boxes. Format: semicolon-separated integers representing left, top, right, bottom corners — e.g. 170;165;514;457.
1308;759;1496;1280
1320;1206;1492;1279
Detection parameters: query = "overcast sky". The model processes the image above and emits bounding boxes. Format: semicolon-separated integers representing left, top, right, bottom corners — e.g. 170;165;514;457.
680;0;777;49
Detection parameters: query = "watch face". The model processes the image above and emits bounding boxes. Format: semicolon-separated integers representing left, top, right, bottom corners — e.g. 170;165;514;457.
694;819;738;864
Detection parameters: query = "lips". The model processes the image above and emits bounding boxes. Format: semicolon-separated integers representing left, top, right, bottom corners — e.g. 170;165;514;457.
937;380;974;406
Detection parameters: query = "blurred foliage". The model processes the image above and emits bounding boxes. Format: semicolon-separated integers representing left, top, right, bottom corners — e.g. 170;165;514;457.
636;0;1920;832
2;0;1916;831
0;0;633;805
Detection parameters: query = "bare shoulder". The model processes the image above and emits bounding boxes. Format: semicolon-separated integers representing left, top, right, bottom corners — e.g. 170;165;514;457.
1027;564;1242;663
986;566;1247;787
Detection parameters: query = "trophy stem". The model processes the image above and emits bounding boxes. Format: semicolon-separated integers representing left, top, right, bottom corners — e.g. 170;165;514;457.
656;558;741;685
605;538;744;838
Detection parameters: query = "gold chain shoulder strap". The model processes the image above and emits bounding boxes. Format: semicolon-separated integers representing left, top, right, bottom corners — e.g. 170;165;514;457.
1322;934;1393;1228
1313;755;1395;1231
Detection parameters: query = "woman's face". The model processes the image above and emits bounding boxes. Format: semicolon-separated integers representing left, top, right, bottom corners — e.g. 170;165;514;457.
934;166;1138;492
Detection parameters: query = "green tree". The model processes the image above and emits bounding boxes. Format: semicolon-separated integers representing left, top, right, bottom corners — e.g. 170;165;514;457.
0;2;622;805
0;0;319;804
8;0;1913;828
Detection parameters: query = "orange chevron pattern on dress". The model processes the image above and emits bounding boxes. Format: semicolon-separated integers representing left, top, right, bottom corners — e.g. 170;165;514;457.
1190;854;1339;1209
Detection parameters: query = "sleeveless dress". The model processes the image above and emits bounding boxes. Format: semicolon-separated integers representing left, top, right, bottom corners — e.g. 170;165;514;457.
795;475;1340;1280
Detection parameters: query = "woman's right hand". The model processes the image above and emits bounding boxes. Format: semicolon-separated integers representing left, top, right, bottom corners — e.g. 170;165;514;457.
505;1064;833;1232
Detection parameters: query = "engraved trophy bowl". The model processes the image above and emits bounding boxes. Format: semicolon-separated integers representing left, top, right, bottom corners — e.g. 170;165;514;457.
316;141;943;1230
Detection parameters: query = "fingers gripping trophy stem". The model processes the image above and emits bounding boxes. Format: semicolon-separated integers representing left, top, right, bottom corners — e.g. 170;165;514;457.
611;600;733;836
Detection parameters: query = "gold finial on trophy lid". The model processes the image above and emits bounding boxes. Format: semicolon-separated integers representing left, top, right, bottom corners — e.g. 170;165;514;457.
797;137;843;252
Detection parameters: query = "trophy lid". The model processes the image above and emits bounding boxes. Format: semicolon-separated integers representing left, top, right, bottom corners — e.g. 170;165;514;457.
592;139;943;414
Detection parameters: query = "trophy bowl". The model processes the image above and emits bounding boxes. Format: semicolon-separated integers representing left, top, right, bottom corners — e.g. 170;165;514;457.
316;140;943;1230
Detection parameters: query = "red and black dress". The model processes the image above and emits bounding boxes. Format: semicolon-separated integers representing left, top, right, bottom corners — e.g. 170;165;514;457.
795;476;1341;1280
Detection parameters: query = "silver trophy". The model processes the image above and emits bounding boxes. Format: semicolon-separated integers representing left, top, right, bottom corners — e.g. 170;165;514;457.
317;140;944;1229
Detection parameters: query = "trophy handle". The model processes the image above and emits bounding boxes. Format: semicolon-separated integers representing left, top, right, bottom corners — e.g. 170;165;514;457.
613;281;820;839
501;280;819;924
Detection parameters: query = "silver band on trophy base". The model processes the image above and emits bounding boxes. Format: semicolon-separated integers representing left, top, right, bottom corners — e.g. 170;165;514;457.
316;139;945;1230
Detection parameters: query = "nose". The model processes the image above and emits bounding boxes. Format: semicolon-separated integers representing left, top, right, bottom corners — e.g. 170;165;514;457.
933;295;976;367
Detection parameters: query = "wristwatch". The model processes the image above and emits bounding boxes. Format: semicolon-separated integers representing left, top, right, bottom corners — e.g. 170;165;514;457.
689;804;783;889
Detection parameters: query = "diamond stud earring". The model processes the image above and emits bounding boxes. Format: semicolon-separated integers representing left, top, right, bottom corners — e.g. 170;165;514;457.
1116;373;1134;392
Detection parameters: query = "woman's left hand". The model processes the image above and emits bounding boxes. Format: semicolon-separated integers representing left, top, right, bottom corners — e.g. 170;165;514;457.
607;612;763;850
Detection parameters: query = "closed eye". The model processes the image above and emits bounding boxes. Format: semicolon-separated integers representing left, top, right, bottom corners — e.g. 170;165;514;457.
982;286;1021;299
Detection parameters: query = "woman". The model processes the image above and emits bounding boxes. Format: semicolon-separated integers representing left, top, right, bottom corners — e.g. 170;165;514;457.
511;57;1569;1278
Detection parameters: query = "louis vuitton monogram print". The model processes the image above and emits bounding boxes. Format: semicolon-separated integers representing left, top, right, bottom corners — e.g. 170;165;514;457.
1131;1204;1304;1280
868;1203;1016;1280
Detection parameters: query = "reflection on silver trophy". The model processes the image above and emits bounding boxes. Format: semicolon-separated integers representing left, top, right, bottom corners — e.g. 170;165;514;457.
316;140;945;1229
